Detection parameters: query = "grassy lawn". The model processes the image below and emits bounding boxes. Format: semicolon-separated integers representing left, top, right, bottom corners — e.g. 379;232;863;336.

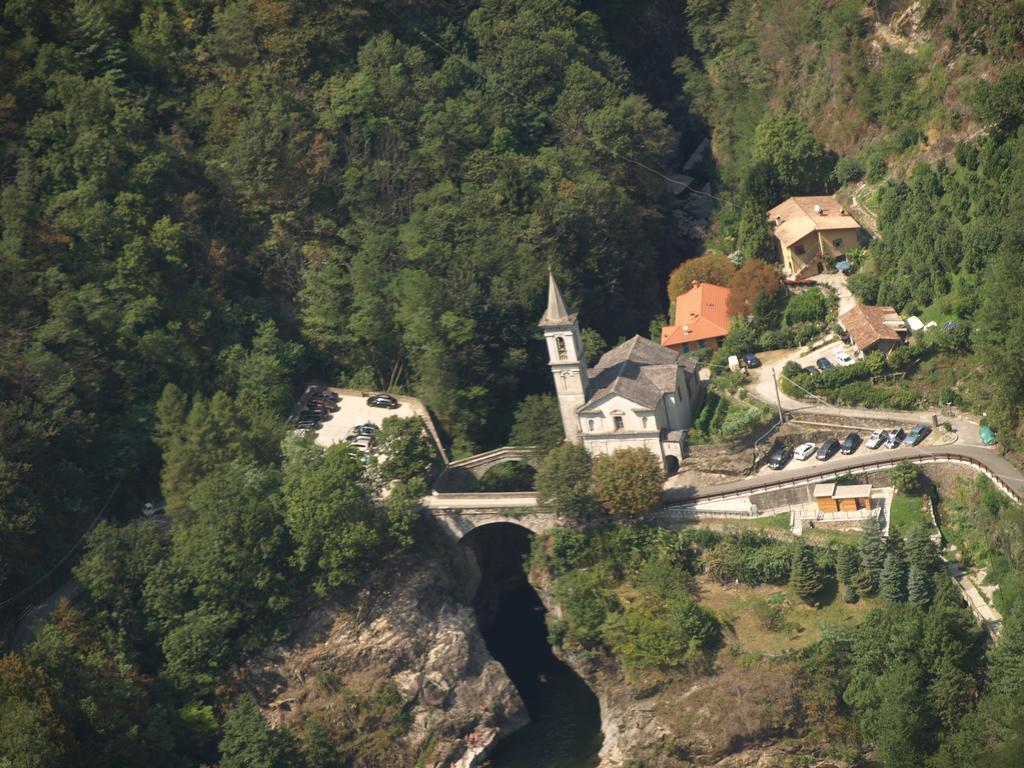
889;493;929;534
697;577;880;656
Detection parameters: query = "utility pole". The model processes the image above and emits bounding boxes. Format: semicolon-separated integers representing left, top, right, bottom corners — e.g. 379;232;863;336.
771;367;785;423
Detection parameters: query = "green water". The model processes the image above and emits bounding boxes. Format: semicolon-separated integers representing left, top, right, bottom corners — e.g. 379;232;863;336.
483;585;602;768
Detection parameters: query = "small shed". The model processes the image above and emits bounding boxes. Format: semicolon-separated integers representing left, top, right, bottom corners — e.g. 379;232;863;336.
907;315;925;333
813;482;872;513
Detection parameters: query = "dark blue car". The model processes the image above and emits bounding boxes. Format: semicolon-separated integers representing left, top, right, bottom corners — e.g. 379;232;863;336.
742;353;762;368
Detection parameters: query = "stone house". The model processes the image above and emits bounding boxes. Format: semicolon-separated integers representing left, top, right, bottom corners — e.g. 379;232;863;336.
838;304;907;356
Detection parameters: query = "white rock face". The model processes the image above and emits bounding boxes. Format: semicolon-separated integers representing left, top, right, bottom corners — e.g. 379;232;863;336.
241;553;528;767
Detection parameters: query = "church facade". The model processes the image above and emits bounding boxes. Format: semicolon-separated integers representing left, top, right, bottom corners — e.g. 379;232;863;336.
539;273;702;471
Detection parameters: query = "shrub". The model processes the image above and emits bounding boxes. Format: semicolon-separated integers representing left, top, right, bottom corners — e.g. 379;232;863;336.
833;156;865;184
891;460;922;493
552;567;618;647
602;592;720;672
866;154;887;182
784;289;830;325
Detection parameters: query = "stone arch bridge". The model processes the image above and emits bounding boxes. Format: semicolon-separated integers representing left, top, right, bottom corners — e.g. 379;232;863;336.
433;445;541;492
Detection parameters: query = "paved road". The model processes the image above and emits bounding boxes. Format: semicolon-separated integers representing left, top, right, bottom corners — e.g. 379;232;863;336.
744;348;984;447
665;443;1024;502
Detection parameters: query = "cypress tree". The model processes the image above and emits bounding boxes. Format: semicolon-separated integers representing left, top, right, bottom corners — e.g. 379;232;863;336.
907;565;931;607
859;517;886;581
790;543;823;603
881;550;909;603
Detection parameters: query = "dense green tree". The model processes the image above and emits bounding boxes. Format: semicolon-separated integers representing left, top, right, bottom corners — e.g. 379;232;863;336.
219;696;299;768
283;442;379;593
783;288;829;325
858;517;886;588
371;416;436;485
752;111;834;196
836;543;860;584
590;447;664;517
908;566;931;607
789;543;824;603
535;443;595;520
881;550;909;603
509;395;565;450
891;460;922;494
905;525;938;574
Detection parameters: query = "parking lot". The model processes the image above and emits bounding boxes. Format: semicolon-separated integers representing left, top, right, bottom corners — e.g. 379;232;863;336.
308;388;422;449
754;426;940;477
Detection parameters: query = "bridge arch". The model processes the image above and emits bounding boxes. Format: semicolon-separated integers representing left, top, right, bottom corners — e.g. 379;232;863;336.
435;446;542;491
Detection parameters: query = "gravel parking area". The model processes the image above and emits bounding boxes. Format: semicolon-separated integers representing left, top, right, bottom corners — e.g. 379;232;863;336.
312;388;421;449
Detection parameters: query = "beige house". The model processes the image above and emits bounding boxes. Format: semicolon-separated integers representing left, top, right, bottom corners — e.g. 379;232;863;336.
540;273;701;472
767;195;862;279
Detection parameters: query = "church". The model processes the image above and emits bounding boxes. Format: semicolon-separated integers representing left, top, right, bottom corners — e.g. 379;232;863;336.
539;273;702;472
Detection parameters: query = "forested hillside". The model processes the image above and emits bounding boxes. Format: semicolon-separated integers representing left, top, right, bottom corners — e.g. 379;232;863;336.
0;0;693;605
676;0;1024;435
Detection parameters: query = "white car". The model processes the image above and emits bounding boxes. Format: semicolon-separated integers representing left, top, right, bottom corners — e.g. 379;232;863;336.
794;442;817;461
865;429;886;449
835;351;856;366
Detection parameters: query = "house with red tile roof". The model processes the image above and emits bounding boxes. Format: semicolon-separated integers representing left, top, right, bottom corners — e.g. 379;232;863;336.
660;281;731;353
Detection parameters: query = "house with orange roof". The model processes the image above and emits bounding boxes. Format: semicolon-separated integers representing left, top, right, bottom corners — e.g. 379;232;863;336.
767;195;862;279
660;281;731;353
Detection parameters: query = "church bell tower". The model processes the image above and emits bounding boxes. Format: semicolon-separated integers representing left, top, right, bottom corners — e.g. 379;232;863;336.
539;272;588;443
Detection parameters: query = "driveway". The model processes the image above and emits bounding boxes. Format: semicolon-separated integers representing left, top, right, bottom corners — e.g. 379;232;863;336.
810;272;856;316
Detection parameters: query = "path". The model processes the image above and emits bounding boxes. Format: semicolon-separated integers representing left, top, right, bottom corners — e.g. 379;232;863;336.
948;562;1003;636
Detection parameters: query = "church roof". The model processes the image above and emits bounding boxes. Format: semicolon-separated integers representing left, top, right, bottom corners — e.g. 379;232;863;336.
538;272;577;327
583;335;686;410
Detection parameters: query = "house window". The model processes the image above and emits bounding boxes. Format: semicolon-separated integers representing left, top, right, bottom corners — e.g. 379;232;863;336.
556;336;567;360
832;237;843;248
698;339;706;349
794;243;806;256
681;343;689;352
641;416;648;429
613;415;624;431
588;419;595;432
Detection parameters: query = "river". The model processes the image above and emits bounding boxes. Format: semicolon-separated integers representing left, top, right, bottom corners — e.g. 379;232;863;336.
480;576;602;767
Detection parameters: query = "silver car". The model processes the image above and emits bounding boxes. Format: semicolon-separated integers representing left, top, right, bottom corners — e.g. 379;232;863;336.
865;429;886;449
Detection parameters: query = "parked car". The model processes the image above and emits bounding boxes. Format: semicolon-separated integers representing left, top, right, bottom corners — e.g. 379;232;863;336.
766;443;792;470
840;433;861;454
835;351;855;366
295;419;319;430
885;428;906;449
308;398;339;412
353;423;380;437
802;366;818;375
905;424;932;447
347;434;374;448
317;389;340;402
816;439;840;461
816;357;834;371
367;393;400;409
742;353;762;369
866;429;886;449
794;442;817;461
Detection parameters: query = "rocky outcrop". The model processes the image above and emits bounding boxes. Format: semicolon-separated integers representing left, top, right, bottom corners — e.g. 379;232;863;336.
240;550;527;767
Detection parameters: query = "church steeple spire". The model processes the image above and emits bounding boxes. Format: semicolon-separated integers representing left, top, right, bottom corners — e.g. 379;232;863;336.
538;271;587;443
539;271;576;327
